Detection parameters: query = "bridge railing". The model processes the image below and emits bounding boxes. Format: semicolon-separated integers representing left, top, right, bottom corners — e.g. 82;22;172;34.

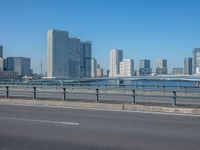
0;84;200;106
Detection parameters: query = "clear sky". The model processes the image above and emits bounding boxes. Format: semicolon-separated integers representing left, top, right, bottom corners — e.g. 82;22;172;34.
0;0;200;74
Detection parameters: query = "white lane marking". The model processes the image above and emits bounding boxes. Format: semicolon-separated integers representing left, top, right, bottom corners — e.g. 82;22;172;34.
0;116;79;126
1;103;200;117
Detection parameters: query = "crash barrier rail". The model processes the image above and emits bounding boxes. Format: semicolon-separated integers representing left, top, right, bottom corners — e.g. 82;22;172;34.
0;84;200;106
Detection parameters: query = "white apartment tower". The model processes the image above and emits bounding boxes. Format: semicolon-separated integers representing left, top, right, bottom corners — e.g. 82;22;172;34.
193;48;200;74
120;59;134;77
109;49;123;77
91;58;97;77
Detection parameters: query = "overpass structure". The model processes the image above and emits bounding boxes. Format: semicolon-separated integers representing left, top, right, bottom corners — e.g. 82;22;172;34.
80;75;200;82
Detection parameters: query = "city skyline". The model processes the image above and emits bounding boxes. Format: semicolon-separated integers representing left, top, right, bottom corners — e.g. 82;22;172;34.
0;0;200;73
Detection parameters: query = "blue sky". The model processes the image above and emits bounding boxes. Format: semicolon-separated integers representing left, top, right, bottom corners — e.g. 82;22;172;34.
0;0;200;73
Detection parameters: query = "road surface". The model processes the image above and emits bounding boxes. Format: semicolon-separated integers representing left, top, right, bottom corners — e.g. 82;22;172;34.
0;104;200;150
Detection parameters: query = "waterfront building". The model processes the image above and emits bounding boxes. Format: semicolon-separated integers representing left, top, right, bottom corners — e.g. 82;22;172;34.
6;57;31;76
97;68;103;77
47;29;69;78
0;71;18;80
106;70;110;77
119;59;134;77
192;48;200;74
184;57;192;75
0;46;3;58
139;59;152;75
80;41;92;78
97;64;103;77
68;37;81;79
109;49;123;77
91;58;97;78
156;59;168;75
172;68;183;75
0;58;4;71
47;29;91;79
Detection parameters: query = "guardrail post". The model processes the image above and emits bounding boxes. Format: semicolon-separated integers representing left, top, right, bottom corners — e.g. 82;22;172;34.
172;91;176;106
132;90;136;104
6;86;9;98
33;87;36;99
96;89;99;102
63;88;66;101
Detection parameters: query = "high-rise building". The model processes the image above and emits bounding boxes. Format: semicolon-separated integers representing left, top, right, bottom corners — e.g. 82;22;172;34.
91;58;97;78
47;29;91;79
6;57;31;76
119;59;134;77
156;59;168;75
184;57;192;75
68;37;81;79
47;29;69;78
139;59;152;75
0;46;3;58
109;49;123;77
193;48;200;74
80;41;92;78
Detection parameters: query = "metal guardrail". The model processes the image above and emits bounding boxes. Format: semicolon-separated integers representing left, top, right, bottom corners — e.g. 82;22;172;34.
0;81;199;89
0;84;200;106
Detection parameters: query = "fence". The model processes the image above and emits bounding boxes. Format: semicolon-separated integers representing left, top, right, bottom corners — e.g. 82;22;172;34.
0;84;200;106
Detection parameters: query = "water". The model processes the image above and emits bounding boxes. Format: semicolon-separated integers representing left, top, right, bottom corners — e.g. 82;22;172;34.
90;79;197;87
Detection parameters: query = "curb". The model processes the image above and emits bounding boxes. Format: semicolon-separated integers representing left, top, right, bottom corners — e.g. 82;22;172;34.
0;98;200;115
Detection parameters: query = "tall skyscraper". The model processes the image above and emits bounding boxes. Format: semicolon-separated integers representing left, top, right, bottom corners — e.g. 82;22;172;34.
139;59;152;75
119;59;134;77
156;59;168;75
109;49;123;77
0;46;3;58
47;29;91;79
6;57;31;76
47;29;69;78
184;57;192;75
68;37;81;79
80;41;92;78
193;48;200;74
91;58;97;78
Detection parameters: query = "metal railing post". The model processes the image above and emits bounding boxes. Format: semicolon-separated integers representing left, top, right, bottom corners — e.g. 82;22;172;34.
63;88;66;101
96;89;99;102
33;87;36;99
6;86;9;98
172;91;176;106
132;90;136;104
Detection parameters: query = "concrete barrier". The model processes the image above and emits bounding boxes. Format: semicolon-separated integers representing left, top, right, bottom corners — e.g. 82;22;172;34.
0;98;200;115
124;104;200;115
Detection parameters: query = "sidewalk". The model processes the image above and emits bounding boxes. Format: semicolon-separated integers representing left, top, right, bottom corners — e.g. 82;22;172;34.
0;98;200;115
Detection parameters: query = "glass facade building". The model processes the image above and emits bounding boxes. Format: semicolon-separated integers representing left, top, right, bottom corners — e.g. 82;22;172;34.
139;59;152;75
6;57;31;76
47;29;92;79
184;57;192;75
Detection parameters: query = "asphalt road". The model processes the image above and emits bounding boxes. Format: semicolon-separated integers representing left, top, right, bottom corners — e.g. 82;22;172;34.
0;104;200;150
